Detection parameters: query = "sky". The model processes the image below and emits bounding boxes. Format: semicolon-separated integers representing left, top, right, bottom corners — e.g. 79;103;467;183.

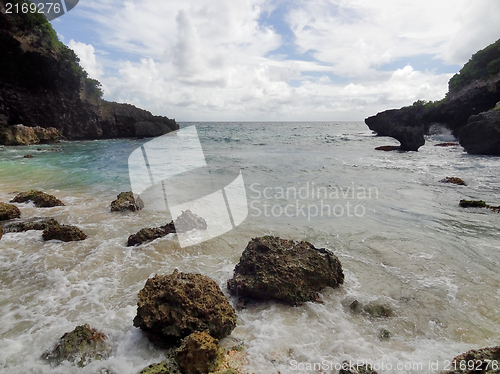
50;0;500;122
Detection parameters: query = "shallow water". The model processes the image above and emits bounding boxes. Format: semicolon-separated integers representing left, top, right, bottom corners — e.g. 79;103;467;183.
0;122;499;374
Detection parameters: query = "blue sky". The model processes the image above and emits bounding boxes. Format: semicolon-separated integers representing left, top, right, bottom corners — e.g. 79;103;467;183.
50;0;500;121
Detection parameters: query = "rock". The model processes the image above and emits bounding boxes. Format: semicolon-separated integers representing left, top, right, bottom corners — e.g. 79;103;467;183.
0;9;178;144
174;210;208;233
2;217;59;232
374;145;400;151
176;331;223;374
110;191;143;212
41;324;111;367
365;105;427;151
379;329;391;340
10;190;64;207
441;346;500;374
133;270;237;347
339;361;378;374
23;154;34;158
435;142;459;147
42;224;87;242
440;177;467;186
0;225;3;240
137;362;171;374
0;124;61;146
458;109;500;155
348;300;393;318
227;236;344;305
0;202;21;220
459;200;487;208
127;222;176;246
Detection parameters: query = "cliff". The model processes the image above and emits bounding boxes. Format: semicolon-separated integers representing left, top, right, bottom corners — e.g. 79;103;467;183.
365;39;500;154
0;0;178;145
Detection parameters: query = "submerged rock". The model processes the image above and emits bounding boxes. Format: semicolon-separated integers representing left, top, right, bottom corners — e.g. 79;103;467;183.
339;362;378;374
459;200;487;208
110;191;143;212
435;142;459;147
227;236;344;305
42;224;87;242
10;190;64;207
440;177;467;186
0;225;3;240
127;222;176;246
0;202;21;220
133;270;237;347
137;362;171;374
41;324;111;367
2;217;59;232
348;300;393;318
442;346;500;374
176;331;223;374
374;145;400;151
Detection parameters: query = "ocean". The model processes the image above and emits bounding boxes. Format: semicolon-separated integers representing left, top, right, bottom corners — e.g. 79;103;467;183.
0;121;499;373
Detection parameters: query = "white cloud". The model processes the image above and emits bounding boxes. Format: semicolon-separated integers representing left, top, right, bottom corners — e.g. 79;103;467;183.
59;0;500;120
67;40;104;80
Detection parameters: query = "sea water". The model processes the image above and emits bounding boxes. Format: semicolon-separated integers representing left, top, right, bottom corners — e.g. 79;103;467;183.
0;122;499;374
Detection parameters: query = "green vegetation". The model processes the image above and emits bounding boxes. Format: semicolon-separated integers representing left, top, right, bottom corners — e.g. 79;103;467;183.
449;38;500;93
5;0;103;100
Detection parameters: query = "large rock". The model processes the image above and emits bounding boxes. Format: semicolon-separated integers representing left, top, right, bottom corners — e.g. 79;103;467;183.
42;224;87;242
10;190;64;207
174;210;208;233
227;236;344;305
110;191;143;212
175;331;223;374
458;109;500;155
365;106;426;151
2;217;59;232
41;324;111;367
0;202;21;220
442;346;500;374
0;9;178;144
133;270;237;347
0;124;60;145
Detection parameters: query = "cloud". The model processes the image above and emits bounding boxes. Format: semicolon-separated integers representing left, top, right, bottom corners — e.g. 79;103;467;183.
58;0;500;121
67;39;103;80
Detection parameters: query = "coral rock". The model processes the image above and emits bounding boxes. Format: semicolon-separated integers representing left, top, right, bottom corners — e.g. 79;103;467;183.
176;331;223;374
137;362;171;374
442;346;500;374
110;191;143;212
174;210;207;233
440;177;467;186
3;217;59;232
41;324;111;367
10;190;64;207
0;202;21;220
127;222;175;246
42;224;87;242
227;236;344;305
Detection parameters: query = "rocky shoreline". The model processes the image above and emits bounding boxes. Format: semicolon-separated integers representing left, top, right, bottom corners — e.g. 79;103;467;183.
1;189;498;373
365;39;500;154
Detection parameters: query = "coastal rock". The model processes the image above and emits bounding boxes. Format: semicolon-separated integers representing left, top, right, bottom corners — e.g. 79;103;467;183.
0;202;21;220
137;362;171;374
176;331;223;374
365;106;426;151
375;145;400;151
339;362;378;374
133;270;237;347
459;200;487;208
110;191;143;212
41;324;111;367
440;177;467;186
0;225;3;240
10;190;64;207
458;109;500;155
0;8;178;144
442;346;500;374
348;300;393;318
2;217;59;232
42;224;87;242
227;236;344;305
174;210;208;233
435;142;459;147
365;39;500;155
127;222;176;246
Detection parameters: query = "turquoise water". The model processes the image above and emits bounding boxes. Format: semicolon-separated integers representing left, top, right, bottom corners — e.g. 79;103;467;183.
0;122;499;373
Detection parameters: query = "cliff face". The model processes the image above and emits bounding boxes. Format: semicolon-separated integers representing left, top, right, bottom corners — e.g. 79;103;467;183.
365;39;500;154
0;1;178;145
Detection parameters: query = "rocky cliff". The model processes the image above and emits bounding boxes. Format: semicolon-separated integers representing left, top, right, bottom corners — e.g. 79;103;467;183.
365;39;500;154
0;0;178;145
